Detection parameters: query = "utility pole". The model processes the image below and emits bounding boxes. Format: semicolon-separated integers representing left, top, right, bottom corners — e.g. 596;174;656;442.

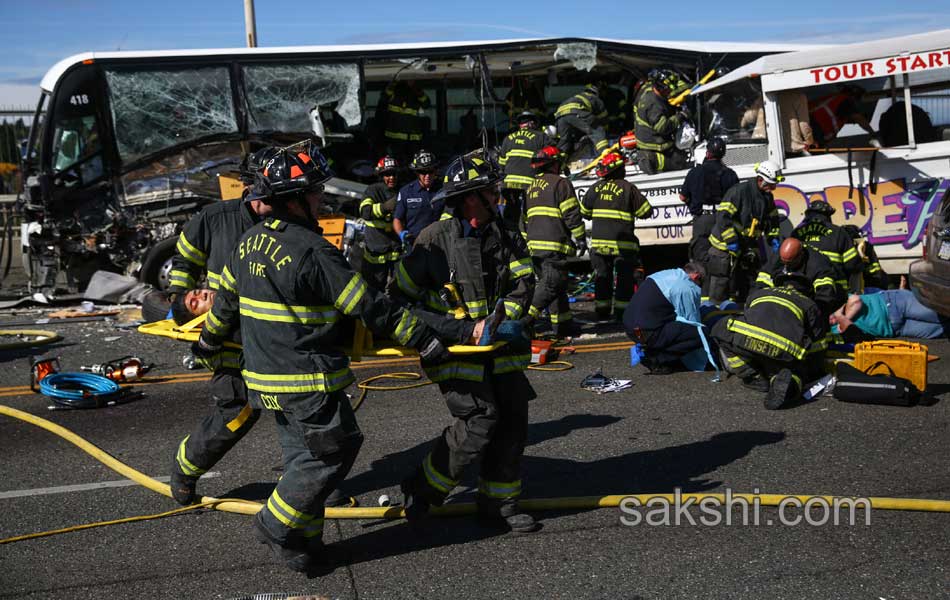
244;0;257;48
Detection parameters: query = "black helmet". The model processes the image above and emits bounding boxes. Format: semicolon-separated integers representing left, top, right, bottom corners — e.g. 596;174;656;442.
805;200;836;217
410;149;437;172
375;155;399;176
515;111;539;128
433;155;501;205
707;137;727;159
251;143;333;203
842;224;863;239
239;146;279;185
652;69;688;96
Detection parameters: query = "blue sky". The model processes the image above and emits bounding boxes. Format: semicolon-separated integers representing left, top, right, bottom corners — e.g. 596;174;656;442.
1;0;948;105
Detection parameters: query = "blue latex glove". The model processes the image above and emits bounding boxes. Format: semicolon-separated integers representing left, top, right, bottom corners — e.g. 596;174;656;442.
770;238;781;253
726;242;740;253
399;230;410;243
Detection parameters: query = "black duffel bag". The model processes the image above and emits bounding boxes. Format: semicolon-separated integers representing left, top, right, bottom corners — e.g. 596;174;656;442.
834;361;920;407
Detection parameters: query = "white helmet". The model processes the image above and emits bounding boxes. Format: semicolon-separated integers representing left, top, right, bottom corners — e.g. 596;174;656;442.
754;160;783;185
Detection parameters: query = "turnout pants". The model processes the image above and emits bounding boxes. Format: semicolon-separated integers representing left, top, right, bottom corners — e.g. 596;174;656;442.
688;213;715;299
406;369;534;512
637;149;688;175
706;247;758;304
529;255;576;337
360;248;401;292
556;114;608;156
590;251;641;318
174;368;261;480
257;390;363;549
714;322;822;391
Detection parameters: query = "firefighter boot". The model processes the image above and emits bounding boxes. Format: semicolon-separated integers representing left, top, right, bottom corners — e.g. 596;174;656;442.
765;369;799;410
477;498;540;534
253;513;317;574
400;478;431;531
741;374;770;393
169;466;198;506
325;487;349;507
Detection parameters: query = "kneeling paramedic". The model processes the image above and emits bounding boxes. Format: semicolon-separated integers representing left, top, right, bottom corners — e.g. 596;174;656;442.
712;283;828;410
394;155;541;533
195;143;450;573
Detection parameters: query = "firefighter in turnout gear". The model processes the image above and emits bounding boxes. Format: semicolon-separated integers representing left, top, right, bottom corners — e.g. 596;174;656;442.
168;146;277;294
395;154;540;533
554;82;609;157
377;80;431;162
706;161;784;304
792;200;863;292
167;146;278;507
679;137;739;298
359;155;402;290
525;146;586;338
195;142;450;573
843;224;888;290
755;237;846;320
634;70;690;174
712;284;828;410
498;111;552;228
580;151;652;318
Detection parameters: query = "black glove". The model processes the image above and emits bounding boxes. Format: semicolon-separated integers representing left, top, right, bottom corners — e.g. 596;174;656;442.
574;238;588;257
381;197;397;214
418;334;451;365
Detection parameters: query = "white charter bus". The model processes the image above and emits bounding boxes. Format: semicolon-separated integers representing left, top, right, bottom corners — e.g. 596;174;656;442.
20;37;805;292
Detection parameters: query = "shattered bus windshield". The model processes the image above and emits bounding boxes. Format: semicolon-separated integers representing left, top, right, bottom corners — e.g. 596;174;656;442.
243;62;361;132
104;66;238;163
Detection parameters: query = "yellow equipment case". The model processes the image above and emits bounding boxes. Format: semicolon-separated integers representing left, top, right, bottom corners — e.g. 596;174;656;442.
853;340;929;392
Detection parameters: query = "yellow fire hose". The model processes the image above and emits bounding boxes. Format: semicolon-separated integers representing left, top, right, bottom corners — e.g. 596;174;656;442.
2;401;949;545
0;329;62;350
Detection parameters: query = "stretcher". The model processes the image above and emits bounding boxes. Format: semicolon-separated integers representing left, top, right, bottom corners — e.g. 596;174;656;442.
137;315;504;360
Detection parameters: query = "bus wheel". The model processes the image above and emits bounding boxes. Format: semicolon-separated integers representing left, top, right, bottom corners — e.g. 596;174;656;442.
139;237;178;292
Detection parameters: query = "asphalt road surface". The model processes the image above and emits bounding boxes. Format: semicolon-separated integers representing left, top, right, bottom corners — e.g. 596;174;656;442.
1;310;948;599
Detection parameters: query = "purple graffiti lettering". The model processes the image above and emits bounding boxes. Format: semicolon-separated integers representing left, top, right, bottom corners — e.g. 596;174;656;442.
902;179;950;250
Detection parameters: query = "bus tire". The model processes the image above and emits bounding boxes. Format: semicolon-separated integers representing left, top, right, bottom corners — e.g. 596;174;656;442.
139;237;178;292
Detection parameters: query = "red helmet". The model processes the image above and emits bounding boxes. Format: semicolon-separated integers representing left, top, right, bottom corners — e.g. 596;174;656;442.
530;146;563;172
595;152;625;178
375;155;399;175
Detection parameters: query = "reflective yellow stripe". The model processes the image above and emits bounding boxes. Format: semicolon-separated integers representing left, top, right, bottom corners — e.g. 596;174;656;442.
363;247;401;264
176;233;207;267
503;174;536;188
756;272;774;287
386;104;420;116
204;310;229;336
509;258;533;279
384;130;423;141
242;368;355;394
504;300;523;319
526;206;561;219
749;295;804;321
717;202;737;216
465;299;489;319
239;297;339;325
527;240;572;254
226;403;254;432
478;478;522;499
220;266;237;294
493;354;530;374
336;273;368;315
396;262;423;299
423;360;485;382
423;453;458;494
393;310;419;346
549;310;573;324
591;239;639;252
727;320;806;360
591;209;633;222
176;436;204;476
558;197;579;214
842;246;858;263
634;202;652;219
169;270;196;289
267;490;324;538
505;149;535;159
820;250;844;263
570;225;586;239
814;277;836;289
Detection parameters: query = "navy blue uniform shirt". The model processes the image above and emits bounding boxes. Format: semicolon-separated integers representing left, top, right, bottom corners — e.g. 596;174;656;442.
394;179;444;237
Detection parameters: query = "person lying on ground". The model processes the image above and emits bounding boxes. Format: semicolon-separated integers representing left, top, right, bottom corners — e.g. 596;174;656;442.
830;290;946;341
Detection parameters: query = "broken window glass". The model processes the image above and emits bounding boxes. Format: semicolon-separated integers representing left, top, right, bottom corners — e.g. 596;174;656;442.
554;43;598;72
104;67;238;164
243;63;361;133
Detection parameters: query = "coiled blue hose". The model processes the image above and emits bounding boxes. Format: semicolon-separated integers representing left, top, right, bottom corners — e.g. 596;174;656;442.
39;372;121;409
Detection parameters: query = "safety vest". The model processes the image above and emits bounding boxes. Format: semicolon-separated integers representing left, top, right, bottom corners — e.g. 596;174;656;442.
810;94;848;138
525;173;586;257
